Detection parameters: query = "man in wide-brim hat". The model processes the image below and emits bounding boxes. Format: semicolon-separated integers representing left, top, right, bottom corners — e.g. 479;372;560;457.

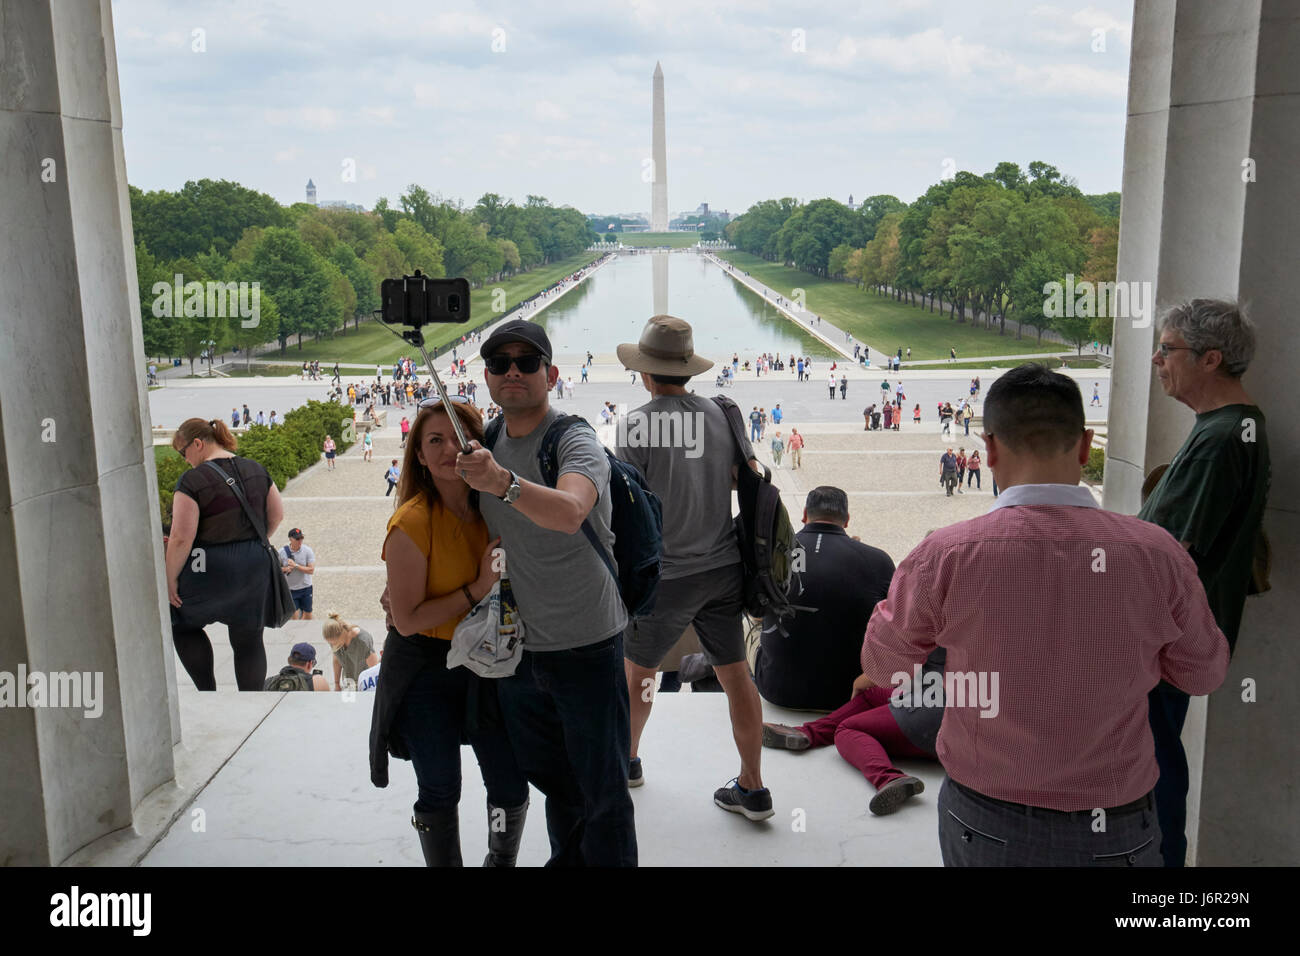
614;316;775;822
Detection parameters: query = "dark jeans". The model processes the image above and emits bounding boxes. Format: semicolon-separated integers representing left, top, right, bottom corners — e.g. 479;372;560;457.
395;644;528;813
1148;680;1192;867
938;778;1162;866
967;468;981;488
497;634;638;866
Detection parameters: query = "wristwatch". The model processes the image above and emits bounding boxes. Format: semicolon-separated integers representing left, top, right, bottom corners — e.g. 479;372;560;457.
498;470;522;505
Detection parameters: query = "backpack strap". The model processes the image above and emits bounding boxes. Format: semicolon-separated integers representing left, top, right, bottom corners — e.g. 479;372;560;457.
536;415;620;589
711;396;748;469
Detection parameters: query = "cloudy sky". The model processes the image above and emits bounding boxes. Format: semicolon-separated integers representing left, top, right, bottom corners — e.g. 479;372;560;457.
111;0;1133;218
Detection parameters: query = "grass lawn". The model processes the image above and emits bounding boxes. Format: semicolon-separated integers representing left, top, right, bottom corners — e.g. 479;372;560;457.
920;357;1111;371
262;251;603;365
717;251;1061;361
222;364;309;377
617;232;700;248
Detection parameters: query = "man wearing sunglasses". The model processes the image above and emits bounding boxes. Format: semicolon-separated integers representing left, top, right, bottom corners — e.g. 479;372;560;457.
455;319;637;866
1138;299;1271;867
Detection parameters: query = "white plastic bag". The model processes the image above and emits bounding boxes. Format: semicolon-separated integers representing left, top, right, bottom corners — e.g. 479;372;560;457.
447;577;525;678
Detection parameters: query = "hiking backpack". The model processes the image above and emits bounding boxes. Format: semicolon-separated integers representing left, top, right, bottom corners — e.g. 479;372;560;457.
485;415;663;619
711;396;803;626
263;666;314;692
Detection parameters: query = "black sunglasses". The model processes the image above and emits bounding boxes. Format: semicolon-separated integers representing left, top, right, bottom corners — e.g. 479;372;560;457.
485;353;545;375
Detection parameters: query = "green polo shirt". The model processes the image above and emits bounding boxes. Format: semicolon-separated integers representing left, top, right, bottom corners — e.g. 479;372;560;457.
1137;404;1270;653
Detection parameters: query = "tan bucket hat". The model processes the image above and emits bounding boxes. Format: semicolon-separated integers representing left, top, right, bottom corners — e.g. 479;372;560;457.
617;315;714;377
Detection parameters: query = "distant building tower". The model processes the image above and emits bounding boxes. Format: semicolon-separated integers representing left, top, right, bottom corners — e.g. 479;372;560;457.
306;179;317;205
847;193;856;210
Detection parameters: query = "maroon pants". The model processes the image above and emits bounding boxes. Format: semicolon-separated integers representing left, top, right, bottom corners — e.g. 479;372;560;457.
802;686;932;790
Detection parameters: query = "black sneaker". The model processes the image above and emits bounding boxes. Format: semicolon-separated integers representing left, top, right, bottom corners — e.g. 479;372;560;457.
714;778;774;821
628;757;644;789
868;775;924;816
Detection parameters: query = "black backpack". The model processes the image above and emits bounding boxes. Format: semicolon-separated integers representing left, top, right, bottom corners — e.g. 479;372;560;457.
485;415;663;619
711;396;804;627
263;666;314;692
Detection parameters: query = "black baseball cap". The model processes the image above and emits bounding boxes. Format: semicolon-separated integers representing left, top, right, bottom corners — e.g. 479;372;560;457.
480;320;553;363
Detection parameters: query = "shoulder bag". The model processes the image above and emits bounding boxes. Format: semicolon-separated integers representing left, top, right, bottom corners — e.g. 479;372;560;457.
204;459;296;628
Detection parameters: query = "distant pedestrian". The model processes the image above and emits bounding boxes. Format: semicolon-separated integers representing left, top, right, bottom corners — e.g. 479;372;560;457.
1091;383;1101;406
913;404;921;424
242;404;251;426
966;450;981;489
955;448;967;493
788;428;804;469
771;431;785;468
749;406;762;441
840;375;848;400
384;459;400;496
399;416;410;448
949;347;957;362
828;372;836;399
323;435;337;470
269;410;278;428
771;404;783;424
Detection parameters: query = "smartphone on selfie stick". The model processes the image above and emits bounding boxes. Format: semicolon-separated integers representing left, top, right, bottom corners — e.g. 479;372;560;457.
377;271;472;453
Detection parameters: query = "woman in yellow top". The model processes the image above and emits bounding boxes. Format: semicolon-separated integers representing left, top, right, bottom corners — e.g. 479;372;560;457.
370;396;528;867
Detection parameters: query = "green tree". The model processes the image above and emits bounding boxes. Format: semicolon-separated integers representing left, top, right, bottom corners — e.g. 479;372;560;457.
250;227;339;351
330;243;379;331
392;219;446;277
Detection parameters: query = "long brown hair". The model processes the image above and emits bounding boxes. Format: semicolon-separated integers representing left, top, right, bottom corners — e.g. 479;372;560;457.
394;401;485;511
173;417;238;454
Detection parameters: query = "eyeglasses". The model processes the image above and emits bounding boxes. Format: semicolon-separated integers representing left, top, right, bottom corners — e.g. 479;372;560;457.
1157;343;1202;358
484;353;545;375
419;395;470;409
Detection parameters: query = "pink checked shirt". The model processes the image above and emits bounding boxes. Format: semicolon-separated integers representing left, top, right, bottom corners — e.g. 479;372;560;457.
861;483;1229;811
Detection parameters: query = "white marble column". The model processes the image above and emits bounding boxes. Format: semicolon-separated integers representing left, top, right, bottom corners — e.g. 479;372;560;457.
0;0;176;865
1106;0;1298;864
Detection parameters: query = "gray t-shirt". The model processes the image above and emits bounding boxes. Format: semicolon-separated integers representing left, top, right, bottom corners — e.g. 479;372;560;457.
333;627;375;683
480;408;627;651
617;394;754;580
279;543;315;590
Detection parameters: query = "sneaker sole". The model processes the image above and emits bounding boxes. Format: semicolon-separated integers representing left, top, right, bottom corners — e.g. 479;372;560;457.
869;778;924;816
628;776;644;788
714;798;776;822
762;726;811;751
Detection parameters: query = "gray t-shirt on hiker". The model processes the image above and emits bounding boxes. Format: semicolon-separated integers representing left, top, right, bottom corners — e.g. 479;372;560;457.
480;408;627;652
617;394;754;580
333;627;375;683
279;544;315;590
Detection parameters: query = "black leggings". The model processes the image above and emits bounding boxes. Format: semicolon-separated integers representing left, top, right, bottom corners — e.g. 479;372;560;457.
173;623;268;691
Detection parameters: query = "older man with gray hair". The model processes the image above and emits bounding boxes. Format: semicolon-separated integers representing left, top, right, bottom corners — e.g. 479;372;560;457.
1138;298;1271;867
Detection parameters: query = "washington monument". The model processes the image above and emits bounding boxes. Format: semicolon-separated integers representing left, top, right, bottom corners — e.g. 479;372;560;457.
651;61;668;232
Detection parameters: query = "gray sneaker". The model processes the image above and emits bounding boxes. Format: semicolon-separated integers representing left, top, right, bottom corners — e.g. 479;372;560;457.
628;757;644;788
869;775;925;816
762;722;812;751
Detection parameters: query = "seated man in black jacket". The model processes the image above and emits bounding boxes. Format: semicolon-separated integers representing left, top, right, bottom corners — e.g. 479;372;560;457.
753;486;894;711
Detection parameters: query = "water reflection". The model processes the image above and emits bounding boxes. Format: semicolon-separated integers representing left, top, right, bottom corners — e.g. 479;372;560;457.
535;251;835;360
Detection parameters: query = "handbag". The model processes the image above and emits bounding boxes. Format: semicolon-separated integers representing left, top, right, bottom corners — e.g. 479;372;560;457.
447;577;525;678
204;460;296;628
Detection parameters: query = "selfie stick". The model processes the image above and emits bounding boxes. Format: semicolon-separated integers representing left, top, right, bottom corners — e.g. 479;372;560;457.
376;318;473;454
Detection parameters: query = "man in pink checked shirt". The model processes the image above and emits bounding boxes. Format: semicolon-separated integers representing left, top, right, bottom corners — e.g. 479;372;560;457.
857;363;1229;867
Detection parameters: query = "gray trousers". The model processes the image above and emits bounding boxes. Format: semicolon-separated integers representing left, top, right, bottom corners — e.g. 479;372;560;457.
938;777;1162;867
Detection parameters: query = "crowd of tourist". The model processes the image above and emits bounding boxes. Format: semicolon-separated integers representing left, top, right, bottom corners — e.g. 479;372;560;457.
163;297;1268;870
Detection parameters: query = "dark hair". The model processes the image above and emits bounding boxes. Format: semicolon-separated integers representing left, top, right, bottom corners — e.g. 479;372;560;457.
983;364;1084;456
805;486;849;523
395;402;486;510
649;373;692;386
174;417;238;453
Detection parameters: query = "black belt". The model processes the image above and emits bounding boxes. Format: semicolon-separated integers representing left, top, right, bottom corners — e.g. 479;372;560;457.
951;779;1154;819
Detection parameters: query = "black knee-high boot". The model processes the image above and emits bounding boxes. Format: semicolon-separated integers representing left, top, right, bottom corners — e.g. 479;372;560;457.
412;808;462;867
482;799;529;868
